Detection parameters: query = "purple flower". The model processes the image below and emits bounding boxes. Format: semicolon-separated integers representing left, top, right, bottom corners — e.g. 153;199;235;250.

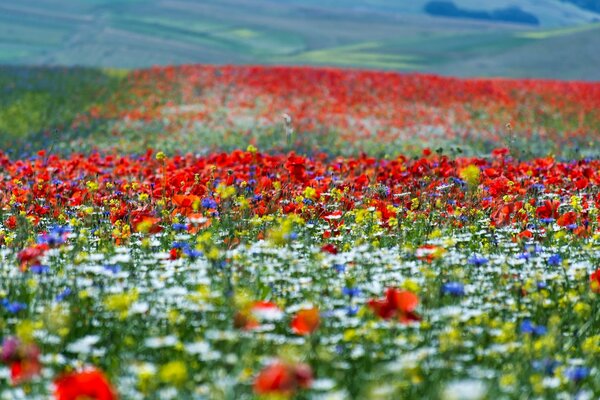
1;337;20;362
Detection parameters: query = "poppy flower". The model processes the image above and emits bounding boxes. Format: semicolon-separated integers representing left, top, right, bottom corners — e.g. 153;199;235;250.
1;337;41;385
590;268;600;293
235;301;284;330
290;307;320;335
254;361;312;396
10;358;41;385
368;288;420;323
54;369;117;400
557;211;577;227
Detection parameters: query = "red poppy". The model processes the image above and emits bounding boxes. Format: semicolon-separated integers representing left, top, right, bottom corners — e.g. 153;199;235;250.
10;358;41;385
368;288;420;323
54;369;117;400
321;244;338;254
590;268;600;293
17;244;49;272
557;211;577;227
254;361;312;396
290;307;320;335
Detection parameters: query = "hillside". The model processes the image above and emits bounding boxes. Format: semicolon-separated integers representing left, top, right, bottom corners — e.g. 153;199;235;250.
0;0;599;80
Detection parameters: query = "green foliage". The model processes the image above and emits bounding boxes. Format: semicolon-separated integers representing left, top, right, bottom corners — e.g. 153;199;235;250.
0;67;124;144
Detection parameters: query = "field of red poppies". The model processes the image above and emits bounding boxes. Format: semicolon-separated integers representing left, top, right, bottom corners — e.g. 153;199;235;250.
1;65;600;399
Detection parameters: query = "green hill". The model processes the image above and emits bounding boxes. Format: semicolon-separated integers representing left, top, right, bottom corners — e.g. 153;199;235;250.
0;0;599;80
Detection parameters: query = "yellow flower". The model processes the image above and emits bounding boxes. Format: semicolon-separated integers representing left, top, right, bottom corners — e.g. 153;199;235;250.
104;290;139;319
159;360;188;386
582;335;600;354
216;184;236;200
459;164;480;187
303;186;317;200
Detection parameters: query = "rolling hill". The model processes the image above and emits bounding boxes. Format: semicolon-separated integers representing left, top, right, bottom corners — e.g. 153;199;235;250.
0;0;599;80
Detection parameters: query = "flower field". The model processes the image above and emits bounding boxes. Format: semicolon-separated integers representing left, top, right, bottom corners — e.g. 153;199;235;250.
1;65;600;399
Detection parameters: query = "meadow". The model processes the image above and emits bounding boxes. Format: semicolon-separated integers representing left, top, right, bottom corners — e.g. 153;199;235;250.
0;64;600;399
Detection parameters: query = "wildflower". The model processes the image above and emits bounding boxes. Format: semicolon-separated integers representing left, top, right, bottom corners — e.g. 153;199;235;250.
17;244;49;271
459;165;480;188
590;268;600;293
520;320;547;336
565;367;589;382
368;288;420;323
442;379;487;400
201;197;218;209
3;300;27;314
1;337;41;385
468;255;488;267
54;369;117;400
547;254;562;266
442;282;465;296
291;307;321;335
159;360;188;386
254;360;312;396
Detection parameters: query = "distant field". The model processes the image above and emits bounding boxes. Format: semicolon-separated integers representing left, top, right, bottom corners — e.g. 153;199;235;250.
0;0;599;80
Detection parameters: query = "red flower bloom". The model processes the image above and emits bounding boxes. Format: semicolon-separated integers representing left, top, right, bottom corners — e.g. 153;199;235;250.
290;307;320;335
368;288;420;323
590;268;600;293
54;369;117;400
17;244;49;272
557;211;577;227
254;361;312;396
10;359;41;385
321;244;338;254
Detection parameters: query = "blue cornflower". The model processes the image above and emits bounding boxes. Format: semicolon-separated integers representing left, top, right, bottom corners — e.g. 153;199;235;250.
201;197;218;209
566;367;589;382
284;232;298;241
468;255;488;267
37;232;66;246
55;288;72;302
547;254;562;266
537;281;547;290
342;287;361;298
172;223;188;231
4;301;26;314
30;265;50;274
346;306;359;316
183;248;203;260
171;242;189;250
333;264;346;273
520;319;547;336
442;282;465;296
540;218;555;224
103;264;121;274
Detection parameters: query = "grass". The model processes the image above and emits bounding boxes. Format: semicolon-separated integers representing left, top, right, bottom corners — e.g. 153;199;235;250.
0;66;124;144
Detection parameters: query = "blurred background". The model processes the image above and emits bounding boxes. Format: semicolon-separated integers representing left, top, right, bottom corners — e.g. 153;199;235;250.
1;0;600;80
